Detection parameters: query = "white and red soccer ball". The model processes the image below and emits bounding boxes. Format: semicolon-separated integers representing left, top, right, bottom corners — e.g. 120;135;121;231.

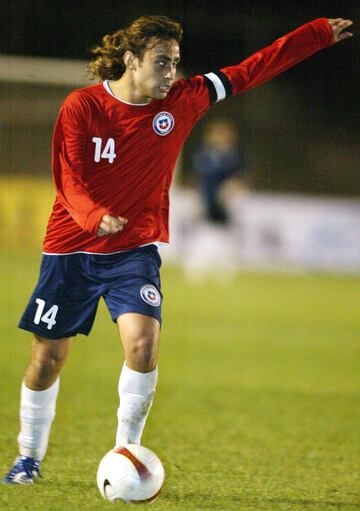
97;445;165;503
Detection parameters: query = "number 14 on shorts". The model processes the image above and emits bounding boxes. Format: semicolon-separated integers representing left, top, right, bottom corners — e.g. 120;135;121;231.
34;299;59;330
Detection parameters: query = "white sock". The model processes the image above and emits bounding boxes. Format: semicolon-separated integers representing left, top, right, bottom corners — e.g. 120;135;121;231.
17;378;60;461
116;363;158;446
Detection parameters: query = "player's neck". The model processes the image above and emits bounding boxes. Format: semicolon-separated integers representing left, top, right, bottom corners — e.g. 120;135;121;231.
108;77;152;105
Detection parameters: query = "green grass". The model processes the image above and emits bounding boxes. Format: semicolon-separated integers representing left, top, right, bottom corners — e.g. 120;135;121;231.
0;250;359;511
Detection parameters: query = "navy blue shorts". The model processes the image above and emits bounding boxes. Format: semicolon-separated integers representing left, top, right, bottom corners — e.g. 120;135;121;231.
19;245;162;340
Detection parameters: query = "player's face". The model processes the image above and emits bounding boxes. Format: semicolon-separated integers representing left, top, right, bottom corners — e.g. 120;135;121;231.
134;39;181;101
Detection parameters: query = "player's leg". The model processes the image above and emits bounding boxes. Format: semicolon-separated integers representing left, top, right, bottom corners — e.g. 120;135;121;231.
101;246;163;447
3;335;72;485
115;313;160;446
19;335;72;459
3;253;101;485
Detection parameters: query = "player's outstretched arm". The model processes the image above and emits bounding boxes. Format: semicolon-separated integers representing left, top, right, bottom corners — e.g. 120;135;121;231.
208;17;354;100
329;18;353;43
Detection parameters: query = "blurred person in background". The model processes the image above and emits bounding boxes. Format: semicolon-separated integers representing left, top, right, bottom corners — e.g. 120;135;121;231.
2;15;353;485
193;118;248;224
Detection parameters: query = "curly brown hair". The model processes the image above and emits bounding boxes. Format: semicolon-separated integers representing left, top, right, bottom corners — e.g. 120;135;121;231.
88;15;183;81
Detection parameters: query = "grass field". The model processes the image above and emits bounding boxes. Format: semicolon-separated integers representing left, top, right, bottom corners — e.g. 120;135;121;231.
0;251;359;511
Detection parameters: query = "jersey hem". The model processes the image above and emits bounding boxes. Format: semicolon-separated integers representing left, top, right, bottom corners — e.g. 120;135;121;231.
42;241;168;256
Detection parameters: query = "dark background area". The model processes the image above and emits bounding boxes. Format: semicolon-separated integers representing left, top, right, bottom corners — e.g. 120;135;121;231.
1;0;358;65
0;0;359;195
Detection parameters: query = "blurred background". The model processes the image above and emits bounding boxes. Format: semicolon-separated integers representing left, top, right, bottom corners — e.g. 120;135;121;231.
1;0;359;272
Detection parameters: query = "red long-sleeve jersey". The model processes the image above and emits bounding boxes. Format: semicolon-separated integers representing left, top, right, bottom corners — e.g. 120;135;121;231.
43;18;333;254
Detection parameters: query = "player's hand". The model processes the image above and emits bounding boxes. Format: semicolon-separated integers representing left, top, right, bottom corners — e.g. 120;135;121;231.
97;214;128;237
328;18;353;43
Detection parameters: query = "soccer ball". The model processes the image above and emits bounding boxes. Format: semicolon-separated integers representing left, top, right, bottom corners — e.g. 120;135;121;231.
96;444;165;503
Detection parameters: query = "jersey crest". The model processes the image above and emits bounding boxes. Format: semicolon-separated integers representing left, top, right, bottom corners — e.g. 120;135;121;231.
152;112;175;136
140;284;161;307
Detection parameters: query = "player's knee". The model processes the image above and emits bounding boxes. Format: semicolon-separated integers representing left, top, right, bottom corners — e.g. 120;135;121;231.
128;334;158;371
31;353;64;382
30;336;69;383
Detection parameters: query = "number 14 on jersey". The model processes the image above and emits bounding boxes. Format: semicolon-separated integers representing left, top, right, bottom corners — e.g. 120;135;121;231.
92;137;116;163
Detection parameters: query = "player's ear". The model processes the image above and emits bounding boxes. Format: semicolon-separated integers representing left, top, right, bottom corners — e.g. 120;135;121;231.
124;51;138;70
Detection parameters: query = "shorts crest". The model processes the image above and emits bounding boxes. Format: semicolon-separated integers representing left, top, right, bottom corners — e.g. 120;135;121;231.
140;284;161;307
152;112;175;136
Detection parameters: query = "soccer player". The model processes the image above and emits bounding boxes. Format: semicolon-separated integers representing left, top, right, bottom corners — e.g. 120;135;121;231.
193;118;248;223
3;15;353;484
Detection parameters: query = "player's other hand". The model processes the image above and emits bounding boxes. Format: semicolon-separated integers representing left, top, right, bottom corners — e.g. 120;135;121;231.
97;214;128;237
328;18;353;43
